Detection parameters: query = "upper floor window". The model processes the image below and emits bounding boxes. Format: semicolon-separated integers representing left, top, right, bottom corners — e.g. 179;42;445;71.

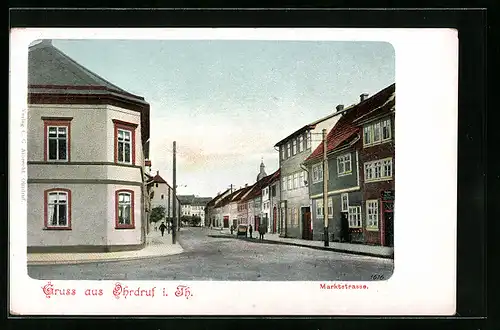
312;163;323;183
281;145;285;160
113;119;138;165
298;135;304;152
306;131;312;149
161;194;164;200
271;185;276;197
292;139;297;155
281;178;286;191
337;153;352;176
364;157;393;182
115;189;135;229
293;173;299;189
287;175;292;191
44;189;71;229
363;117;392;147
286;142;291;158
43;118;72;162
299;171;304;188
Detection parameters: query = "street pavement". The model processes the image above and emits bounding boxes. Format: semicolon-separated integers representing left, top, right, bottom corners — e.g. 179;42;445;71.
28;227;394;281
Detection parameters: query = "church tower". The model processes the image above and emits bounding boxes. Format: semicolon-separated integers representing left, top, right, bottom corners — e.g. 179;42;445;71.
256;158;267;182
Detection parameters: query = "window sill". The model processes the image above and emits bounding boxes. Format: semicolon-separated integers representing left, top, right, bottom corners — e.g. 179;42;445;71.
365;227;379;231
337;172;352;177
116;161;134;166
365;177;393;183
115;225;135;230
363;139;392;148
44;227;72;230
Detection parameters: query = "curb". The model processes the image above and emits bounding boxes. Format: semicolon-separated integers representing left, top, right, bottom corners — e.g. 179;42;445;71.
208;234;393;260
28;247;185;266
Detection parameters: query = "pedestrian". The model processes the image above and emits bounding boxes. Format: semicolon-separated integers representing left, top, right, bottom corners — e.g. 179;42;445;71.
159;222;167;237
249;224;253;239
259;225;265;240
230;225;234;235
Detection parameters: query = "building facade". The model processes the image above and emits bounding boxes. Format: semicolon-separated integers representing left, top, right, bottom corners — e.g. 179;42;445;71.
27;40;151;252
353;85;395;247
274;111;342;239
178;195;212;226
304;83;395;246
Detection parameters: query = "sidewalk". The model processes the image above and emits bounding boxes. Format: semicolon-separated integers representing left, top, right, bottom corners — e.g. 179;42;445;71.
208;228;393;259
27;230;184;266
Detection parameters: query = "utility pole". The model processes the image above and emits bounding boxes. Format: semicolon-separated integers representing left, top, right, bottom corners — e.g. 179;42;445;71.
172;141;177;244
323;128;329;247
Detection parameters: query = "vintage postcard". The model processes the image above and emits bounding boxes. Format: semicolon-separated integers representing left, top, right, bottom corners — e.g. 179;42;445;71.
9;28;458;315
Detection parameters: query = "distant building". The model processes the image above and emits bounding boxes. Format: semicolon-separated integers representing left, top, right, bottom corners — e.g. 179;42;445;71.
178;195;212;226
262;169;281;233
147;170;180;226
27;40;151;252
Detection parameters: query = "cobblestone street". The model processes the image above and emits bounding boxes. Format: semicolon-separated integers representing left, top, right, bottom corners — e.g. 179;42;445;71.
28;227;394;281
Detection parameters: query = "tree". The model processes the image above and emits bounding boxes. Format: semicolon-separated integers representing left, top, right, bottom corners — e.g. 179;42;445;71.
150;206;166;223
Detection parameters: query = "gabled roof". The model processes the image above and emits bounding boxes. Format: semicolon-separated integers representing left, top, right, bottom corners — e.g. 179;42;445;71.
240;172;276;202
214;187;250;208
266;169;281;185
273;108;352;148
206;188;232;207
305;83;395;164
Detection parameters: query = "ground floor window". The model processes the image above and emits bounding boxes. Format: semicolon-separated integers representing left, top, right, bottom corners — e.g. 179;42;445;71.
366;199;379;230
348;206;362;228
116;190;135;229
44;189;71;229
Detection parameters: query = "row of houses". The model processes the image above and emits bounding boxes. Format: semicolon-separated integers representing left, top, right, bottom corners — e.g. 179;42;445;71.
206;83;395;247
26;40;168;252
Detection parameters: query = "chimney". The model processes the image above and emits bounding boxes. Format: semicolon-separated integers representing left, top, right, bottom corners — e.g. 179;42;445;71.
156;170;159;176
245;183;248;187
360;93;369;102
336;104;344;112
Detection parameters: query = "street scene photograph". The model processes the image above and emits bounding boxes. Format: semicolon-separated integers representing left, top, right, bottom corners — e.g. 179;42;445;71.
26;38;395;281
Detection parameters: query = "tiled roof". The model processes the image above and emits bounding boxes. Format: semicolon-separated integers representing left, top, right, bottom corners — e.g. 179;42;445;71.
305;83;395;164
151;173;168;185
240;172;276;202
28;40;147;104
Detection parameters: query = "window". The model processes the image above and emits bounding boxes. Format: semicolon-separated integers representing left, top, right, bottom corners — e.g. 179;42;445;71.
312;163;323;183
364;158;393;182
293;173;298;189
113;119;138;165
341;193;349;212
281;146;285;160
316;199;324;217
366;200;379;230
155;183;158;188
44;189;71;229
161;194;164;200
382;118;392;140
282;178;287;191
286;142;291;158
271;185;276;197
299;171;304;187
337;153;352;176
292;139;297;155
364;117;392;147
306;131;311;149
298;135;304;152
115;190;135;229
348;206;362;228
44;119;71;161
287;175;292;190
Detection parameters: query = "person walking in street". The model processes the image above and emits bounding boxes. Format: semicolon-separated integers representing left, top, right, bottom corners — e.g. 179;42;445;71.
259;224;265;240
249;224;253;239
159;222;167;237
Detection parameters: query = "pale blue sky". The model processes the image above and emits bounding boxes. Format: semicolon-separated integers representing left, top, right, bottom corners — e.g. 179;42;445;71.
52;39;395;197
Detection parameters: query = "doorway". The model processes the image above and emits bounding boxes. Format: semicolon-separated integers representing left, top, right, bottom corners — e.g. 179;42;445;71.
273;206;277;233
301;207;312;240
340;212;350;242
223;216;229;228
384;211;394;247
